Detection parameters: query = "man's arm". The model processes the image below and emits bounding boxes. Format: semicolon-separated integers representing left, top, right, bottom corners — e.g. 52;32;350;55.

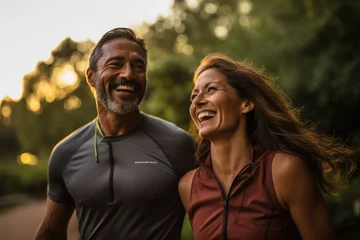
33;197;74;240
272;152;335;240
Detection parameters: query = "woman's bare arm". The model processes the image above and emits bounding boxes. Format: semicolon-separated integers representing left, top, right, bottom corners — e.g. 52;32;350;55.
178;168;197;212
272;152;335;240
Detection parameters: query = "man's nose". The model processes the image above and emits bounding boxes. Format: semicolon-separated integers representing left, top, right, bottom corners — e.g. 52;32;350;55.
120;63;135;81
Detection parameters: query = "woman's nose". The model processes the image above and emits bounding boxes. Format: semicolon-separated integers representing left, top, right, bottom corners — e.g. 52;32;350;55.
192;92;207;106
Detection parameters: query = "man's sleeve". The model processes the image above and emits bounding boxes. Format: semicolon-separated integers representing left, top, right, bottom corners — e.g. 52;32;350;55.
177;133;196;177
47;145;74;204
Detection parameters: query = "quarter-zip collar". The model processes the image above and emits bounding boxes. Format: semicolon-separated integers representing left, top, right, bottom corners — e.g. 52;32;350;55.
93;115;146;204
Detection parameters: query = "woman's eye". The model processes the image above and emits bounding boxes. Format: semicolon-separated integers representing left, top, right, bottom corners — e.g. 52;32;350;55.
207;87;217;93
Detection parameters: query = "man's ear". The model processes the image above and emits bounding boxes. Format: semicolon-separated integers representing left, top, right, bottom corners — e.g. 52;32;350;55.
86;68;95;87
241;99;254;114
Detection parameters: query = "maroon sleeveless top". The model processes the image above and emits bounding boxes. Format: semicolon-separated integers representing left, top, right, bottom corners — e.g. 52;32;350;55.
188;148;302;240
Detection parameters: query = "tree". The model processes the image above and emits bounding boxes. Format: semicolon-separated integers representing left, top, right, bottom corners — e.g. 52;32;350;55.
10;38;96;159
139;0;359;142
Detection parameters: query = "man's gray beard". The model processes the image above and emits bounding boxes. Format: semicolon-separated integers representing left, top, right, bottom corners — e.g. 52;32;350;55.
96;87;139;115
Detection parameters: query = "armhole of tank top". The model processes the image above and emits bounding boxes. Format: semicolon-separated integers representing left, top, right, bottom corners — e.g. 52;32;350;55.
267;151;288;212
188;167;200;218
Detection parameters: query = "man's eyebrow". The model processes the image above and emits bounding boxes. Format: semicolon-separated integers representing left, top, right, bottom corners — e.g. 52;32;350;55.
104;56;146;66
104;56;124;64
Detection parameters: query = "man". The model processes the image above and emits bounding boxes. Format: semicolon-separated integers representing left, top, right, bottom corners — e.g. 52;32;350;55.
34;28;195;240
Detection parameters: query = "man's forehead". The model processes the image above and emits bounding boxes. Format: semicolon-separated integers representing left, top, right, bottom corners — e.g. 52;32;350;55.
101;38;146;59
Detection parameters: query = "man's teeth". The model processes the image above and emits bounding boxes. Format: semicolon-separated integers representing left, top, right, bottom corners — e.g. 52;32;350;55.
198;111;215;120
115;85;135;92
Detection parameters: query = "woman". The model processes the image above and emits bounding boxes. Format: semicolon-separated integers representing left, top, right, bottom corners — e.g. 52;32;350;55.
178;53;358;240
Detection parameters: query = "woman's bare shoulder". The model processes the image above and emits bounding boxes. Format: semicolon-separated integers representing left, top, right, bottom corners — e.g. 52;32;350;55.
272;152;315;209
178;168;199;211
179;168;199;190
272;152;307;176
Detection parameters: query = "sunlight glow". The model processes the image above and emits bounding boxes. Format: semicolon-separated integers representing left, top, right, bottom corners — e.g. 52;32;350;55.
239;16;250;27
204;3;218;14
214;26;228;39
49;65;80;100
174;23;186;34
57;66;78;87
76;61;87;73
64;95;82;111
1;104;11;118
18;152;39;166
26;95;41;113
182;44;194;55
35;79;56;103
238;1;253;15
186;0;200;10
0;0;174;103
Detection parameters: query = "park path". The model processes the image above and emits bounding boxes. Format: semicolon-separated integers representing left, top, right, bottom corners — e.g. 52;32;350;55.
0;199;79;240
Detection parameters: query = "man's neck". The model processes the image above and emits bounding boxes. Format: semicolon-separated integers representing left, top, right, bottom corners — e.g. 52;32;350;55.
97;108;142;136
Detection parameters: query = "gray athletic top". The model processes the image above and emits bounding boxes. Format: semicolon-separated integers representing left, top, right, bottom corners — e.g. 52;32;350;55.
48;113;195;240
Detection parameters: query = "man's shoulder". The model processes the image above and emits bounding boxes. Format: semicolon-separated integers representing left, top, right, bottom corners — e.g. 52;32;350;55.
141;113;196;175
142;113;190;138
51;120;95;158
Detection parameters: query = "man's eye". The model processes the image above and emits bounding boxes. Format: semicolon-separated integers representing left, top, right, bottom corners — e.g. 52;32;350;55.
134;64;146;72
109;62;123;68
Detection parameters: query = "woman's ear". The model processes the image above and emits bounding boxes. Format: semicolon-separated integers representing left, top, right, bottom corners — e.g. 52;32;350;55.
241;100;254;114
86;68;95;88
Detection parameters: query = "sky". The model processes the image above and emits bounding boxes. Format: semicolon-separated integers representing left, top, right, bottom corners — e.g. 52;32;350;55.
0;0;174;102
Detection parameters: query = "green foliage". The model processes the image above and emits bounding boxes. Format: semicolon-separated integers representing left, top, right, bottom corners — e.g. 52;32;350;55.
140;0;360;142
326;173;360;238
181;214;193;240
0;117;20;155
8;38;97;157
141;55;197;130
0;157;48;196
327;173;360;223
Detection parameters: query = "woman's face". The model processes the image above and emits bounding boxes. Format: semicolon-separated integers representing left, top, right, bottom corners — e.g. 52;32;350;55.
190;68;250;140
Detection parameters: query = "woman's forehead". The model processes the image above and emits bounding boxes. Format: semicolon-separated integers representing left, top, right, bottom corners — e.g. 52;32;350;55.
195;68;227;86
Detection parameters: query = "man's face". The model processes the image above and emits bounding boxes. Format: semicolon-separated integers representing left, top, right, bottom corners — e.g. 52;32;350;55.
88;38;147;115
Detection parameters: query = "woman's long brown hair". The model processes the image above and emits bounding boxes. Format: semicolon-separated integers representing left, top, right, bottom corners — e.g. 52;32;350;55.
190;53;358;194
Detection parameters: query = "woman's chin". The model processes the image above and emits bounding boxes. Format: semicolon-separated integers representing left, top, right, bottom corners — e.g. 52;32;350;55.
199;129;215;140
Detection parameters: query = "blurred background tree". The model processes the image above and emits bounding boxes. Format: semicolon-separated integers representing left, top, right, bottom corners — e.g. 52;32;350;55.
0;0;359;238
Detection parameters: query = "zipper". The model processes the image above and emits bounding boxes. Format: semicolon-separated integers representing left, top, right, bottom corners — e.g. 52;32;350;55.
223;198;229;240
210;163;252;240
215;177;231;240
107;142;115;203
